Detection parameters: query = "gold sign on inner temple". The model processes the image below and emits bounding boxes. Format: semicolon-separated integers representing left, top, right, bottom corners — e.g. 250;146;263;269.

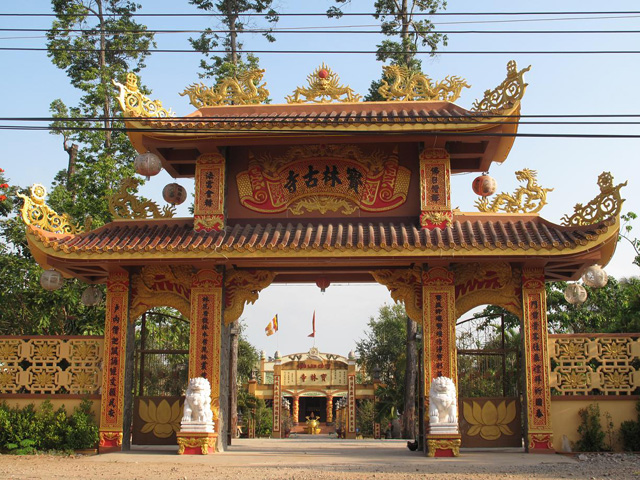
180;68;270;107
113;73;174;118
286;63;362;104
472;60;531;112
18;184;83;234
475;168;552;214
378;65;470;102
561;172;627;226
109;178;175;220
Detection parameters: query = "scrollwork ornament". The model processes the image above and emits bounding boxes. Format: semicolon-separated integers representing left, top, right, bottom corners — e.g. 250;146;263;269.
18;184;83;234
427;438;461;457
561;172;627;226
113;73;174;118
109;178;175;220
472;60;531;111
224;269;276;325
371;267;422;322
289;196;358;215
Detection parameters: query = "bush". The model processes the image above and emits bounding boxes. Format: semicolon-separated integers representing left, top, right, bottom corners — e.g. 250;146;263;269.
575;403;607;452
620;401;640;452
0;399;98;453
356;399;374;437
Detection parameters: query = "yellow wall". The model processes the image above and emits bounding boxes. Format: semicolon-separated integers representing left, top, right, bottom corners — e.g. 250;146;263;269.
0;396;100;421
551;397;639;452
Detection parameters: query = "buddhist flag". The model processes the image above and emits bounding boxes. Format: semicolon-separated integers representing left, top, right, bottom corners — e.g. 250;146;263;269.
308;311;316;338
265;314;278;336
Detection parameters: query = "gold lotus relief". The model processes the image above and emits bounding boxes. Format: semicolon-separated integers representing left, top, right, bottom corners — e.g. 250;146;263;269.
138;399;182;438
71;341;100;361
602;341;627;358
603;371;629;389
0;342;19;360
33;342;57;360
289;196;358;215
558;341;586;359
71;370;97;392
0;369;15;388
463;400;517;441
561;371;588;389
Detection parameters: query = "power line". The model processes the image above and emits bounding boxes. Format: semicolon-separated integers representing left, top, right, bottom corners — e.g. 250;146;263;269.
3;11;640;17
3;27;640;35
4;47;640;55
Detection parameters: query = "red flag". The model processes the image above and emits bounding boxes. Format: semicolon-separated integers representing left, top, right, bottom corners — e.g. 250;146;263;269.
308;310;316;337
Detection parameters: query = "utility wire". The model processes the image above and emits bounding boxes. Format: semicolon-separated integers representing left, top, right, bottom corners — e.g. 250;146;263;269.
3;27;640;35
3;11;640;17
4;47;640;55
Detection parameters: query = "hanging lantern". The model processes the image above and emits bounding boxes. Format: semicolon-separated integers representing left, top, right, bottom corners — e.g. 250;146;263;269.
564;283;587;305
582;265;608;288
316;275;330;293
40;269;64;291
472;173;497;197
162;183;187;205
134;152;162;179
81;286;103;306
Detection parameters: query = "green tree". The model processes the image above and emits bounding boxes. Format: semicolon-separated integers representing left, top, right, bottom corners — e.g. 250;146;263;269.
328;0;448;101
46;0;155;226
356;303;408;432
188;0;278;80
621;212;640;268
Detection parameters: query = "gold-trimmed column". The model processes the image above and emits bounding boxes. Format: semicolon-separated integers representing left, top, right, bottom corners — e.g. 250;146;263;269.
272;355;282;438
419;148;452;230
422;266;461;457
521;268;554;453
183;268;223;453
98;272;130;453
194;151;225;232
346;354;357;439
326;395;334;424
292;394;300;425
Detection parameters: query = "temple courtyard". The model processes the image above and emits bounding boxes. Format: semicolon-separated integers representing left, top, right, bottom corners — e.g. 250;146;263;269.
1;437;638;480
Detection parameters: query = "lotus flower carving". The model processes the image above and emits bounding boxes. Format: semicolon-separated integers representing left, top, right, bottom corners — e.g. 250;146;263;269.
138;399;182;438
463;399;517;441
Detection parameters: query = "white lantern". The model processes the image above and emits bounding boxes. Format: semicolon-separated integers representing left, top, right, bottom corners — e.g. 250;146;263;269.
81;286;103;306
134;152;162;179
162;183;187;205
40;269;64;291
582;265;608;288
472;174;497;197
564;283;587;305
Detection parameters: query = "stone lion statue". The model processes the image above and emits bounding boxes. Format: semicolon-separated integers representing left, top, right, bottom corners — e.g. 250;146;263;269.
428;376;457;424
182;377;213;424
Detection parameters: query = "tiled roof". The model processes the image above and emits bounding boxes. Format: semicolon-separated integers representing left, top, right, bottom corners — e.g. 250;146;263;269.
134;101;502;132
29;214;615;257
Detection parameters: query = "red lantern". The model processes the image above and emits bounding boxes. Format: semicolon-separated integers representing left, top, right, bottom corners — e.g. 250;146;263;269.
472;174;497;197
134;152;162;179
316;276;330;293
162;183;187;205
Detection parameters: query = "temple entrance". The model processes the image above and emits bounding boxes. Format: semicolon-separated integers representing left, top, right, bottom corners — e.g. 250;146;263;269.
131;309;189;446
456;311;523;448
298;396;327;423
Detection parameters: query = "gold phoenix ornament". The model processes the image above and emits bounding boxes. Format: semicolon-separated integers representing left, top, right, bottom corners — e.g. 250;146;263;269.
561;172;627;226
113;73;174;118
472;60;531;111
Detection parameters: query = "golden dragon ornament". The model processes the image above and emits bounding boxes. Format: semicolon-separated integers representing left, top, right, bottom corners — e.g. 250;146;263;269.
475;169;553;214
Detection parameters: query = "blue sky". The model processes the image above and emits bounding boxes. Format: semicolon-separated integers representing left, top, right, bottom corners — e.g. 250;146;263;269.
1;1;639;354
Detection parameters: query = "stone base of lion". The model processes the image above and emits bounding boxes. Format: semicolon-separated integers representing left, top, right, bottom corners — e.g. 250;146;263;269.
428;376;459;434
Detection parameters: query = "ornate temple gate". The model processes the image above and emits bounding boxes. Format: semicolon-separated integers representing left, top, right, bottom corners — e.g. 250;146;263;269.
132;311;188;445
19;62;626;455
457;314;522;448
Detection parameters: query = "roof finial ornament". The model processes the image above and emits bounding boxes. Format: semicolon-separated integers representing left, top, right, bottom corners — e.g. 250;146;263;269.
378;65;470;102
109;178;175;220
472;60;531;112
286;63;362;104
113;73;174;118
18;184;83;234
561;172;627;226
